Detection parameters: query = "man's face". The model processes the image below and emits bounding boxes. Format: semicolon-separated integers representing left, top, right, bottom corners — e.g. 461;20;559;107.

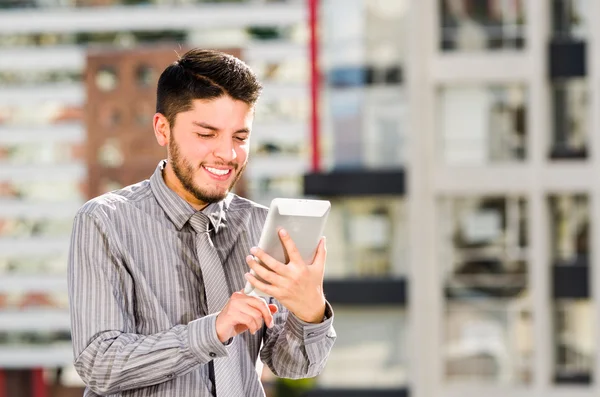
164;96;253;207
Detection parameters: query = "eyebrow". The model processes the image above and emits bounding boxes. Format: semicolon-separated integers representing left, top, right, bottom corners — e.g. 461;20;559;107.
192;121;250;134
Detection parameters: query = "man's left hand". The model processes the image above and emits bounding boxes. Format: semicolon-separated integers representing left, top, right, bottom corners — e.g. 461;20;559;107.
244;229;326;323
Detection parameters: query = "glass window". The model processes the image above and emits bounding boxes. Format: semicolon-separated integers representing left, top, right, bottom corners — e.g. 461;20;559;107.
0;292;68;310
320;0;408;170
97;137;125;168
0;0;293;10
439;195;531;384
548;194;592;383
0;254;68;276
550;79;588;160
0;23;300;49
252;140;304;157
318;308;407;388
246;129;307;203
326;86;407;169
265;307;407;391
247;61;308;85
0;218;73;238
445;300;532;383
0;331;71;346
95;66;119;92
0;30;187;48
440;0;526;52
0;104;84;125
0;71;82;85
246;176;302;206
549;194;589;265
135;64;155;88
0;142;84;165
0;181;85;201
438;84;527;165
254;98;308;123
0;254;68;275
323;197;407;279
554;300;593;384
552;0;589;39
440;196;528;298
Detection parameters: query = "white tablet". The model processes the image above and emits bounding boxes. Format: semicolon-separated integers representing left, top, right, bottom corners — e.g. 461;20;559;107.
243;198;331;298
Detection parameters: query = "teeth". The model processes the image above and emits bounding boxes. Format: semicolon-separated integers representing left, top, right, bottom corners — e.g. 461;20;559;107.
204;166;230;176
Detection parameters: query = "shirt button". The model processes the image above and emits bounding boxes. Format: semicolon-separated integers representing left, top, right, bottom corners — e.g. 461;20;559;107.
209;352;217;358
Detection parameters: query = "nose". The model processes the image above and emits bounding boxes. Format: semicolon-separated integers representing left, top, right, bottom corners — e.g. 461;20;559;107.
212;135;237;163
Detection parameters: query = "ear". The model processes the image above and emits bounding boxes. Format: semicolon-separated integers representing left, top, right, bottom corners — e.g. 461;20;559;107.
153;113;170;147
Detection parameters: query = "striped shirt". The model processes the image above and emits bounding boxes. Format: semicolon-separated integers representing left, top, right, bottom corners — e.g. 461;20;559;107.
68;160;336;397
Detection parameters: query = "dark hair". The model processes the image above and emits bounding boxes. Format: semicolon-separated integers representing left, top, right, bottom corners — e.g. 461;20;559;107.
156;48;263;127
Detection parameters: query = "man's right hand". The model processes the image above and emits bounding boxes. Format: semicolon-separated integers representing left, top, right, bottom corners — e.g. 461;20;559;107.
215;291;278;343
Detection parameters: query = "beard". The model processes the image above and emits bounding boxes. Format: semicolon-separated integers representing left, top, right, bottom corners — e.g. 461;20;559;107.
168;137;246;204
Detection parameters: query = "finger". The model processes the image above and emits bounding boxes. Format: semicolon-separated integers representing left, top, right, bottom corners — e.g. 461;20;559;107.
311;236;327;269
277;228;303;264
230;292;271;327
249;247;285;275
240;293;275;328
236;302;268;333
236;311;262;334
246;255;285;285
244;272;277;301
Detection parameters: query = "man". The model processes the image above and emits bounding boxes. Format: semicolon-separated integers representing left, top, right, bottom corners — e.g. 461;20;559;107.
68;48;336;397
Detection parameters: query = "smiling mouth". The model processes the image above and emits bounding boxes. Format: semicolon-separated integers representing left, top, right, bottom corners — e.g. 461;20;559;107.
203;165;232;177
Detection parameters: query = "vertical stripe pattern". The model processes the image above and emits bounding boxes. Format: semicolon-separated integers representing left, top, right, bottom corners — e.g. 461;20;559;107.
67;160;336;397
189;212;245;397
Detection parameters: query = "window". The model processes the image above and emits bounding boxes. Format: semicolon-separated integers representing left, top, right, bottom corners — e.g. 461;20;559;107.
0;104;84;125
314;307;408;389
0;181;85;201
550;79;588;159
554;300;593;383
549;194;589;265
549;194;592;383
440;0;526;52
321;0;408;170
0;142;83;165
552;0;589;39
0;254;68;275
324;197;407;279
0;217;73;239
438;84;527;165
439;195;531;384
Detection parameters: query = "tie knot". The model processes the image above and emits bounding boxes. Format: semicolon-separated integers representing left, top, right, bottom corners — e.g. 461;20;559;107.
189;212;212;235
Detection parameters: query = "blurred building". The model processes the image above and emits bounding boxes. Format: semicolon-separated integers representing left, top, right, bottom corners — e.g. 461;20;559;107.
0;1;597;397
408;1;597;397
0;0;313;395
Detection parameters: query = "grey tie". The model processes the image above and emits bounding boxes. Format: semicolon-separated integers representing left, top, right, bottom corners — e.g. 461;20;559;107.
189;211;245;397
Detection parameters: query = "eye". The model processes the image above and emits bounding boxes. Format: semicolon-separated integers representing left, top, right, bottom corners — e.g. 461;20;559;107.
196;133;214;138
234;135;249;142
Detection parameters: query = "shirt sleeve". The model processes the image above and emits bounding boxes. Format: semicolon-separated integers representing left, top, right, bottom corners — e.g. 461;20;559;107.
68;211;228;395
260;299;336;379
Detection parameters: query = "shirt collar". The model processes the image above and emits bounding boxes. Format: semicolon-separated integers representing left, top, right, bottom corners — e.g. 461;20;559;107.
150;160;230;231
